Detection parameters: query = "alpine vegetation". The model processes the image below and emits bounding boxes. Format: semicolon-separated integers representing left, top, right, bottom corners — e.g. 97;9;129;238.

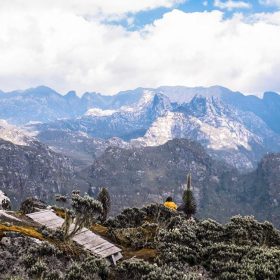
182;174;197;219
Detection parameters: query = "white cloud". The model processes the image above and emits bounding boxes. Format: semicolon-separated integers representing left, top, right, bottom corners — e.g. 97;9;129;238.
259;0;280;7
214;0;251;10
1;4;280;95
0;0;185;20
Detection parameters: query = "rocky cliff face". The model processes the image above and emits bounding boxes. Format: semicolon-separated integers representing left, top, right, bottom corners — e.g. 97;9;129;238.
0;138;75;206
23;86;280;171
85;138;241;220
238;153;280;226
31;91;171;141
136;95;280;170
85;138;280;227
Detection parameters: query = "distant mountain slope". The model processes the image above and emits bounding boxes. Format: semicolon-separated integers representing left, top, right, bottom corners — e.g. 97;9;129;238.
0;86;83;124
135;95;280;170
1;85;280;135
36;129;130;169
1;85;280;171
155;86;280;134
238;153;280;227
31;91;171;140
0;122;79;206
85;138;241;220
85;138;280;226
0;86;147;125
0;138;77;206
0;120;35;146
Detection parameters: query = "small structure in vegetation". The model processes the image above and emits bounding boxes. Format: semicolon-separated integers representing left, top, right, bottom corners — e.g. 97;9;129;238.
27;209;122;265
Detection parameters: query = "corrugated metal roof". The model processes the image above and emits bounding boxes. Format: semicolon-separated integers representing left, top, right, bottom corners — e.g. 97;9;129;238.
27;209;122;263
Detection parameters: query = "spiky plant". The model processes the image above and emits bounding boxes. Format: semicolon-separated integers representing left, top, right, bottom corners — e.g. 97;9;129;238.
97;187;111;223
182;174;197;219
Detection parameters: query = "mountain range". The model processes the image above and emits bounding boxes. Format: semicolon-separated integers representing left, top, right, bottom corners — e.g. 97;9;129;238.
13;85;279;170
0;85;280;226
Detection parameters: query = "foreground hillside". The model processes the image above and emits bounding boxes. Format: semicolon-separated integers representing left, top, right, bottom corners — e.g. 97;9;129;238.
1;204;280;279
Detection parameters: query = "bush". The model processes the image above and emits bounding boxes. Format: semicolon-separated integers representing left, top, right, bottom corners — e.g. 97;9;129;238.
20;197;47;214
117;259;204;280
106;204;180;229
65;256;108;280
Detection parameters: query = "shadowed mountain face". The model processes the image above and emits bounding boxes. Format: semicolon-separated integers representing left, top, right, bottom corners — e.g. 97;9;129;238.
1;119;280;227
237;153;280;227
0;138;75;206
85;138;241;220
85;139;280;227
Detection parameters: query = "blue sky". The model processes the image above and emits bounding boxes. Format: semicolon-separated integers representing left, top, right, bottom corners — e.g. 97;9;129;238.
117;0;279;30
0;0;280;95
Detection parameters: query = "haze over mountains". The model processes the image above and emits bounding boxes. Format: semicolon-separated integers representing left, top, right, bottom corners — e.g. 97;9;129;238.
0;85;280;225
9;85;278;170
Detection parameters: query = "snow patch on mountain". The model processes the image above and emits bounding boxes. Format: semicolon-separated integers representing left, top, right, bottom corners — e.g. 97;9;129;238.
132;95;280;170
136;112;255;151
133;112;180;146
121;90;155;113
85;108;117;117
85;90;156;117
0;120;34;146
191;116;255;151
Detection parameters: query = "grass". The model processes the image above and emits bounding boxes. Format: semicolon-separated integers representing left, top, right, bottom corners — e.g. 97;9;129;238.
0;224;44;240
122;248;157;261
91;223;158;262
91;223;109;237
1;214;157;264
52;206;66;219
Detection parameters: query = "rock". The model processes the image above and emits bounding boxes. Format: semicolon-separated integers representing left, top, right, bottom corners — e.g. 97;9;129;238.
1;237;11;247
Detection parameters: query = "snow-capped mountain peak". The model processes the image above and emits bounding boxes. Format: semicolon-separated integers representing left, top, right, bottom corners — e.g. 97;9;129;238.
133;94;280;170
121;90;155;113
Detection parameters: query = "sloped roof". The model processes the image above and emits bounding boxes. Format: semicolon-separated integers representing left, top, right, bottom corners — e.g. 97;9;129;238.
27;209;122;261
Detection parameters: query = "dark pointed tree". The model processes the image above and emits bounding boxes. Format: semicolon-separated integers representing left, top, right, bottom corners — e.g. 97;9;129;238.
182;174;197;219
97;187;111;223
